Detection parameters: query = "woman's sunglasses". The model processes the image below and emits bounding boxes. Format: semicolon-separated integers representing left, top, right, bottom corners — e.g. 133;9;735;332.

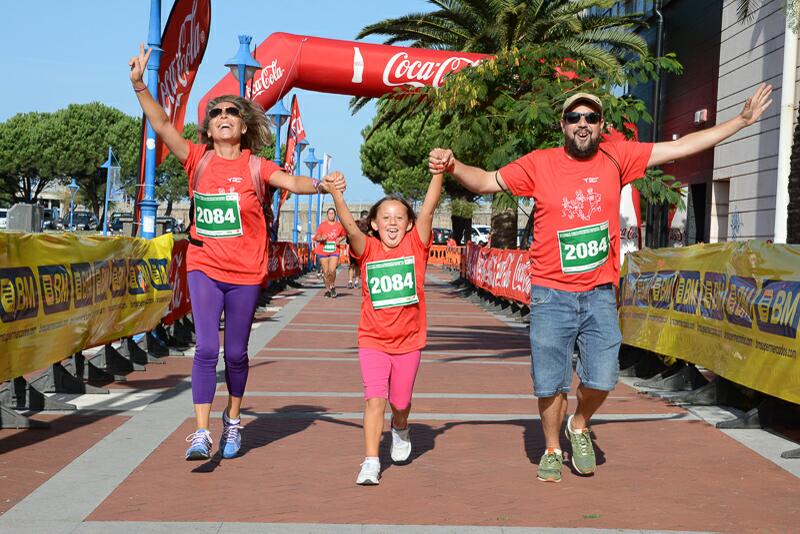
209;106;241;118
563;111;602;125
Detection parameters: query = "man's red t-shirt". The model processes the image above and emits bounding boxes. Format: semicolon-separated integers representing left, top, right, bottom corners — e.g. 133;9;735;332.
314;221;346;256
183;141;281;285
499;142;653;292
353;229;432;354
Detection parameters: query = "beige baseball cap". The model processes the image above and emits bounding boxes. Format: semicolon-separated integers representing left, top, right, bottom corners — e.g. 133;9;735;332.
562;93;603;114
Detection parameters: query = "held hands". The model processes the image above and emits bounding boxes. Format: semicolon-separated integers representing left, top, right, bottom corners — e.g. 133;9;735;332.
322;171;346;196
740;83;773;126
429;148;455;175
129;43;152;86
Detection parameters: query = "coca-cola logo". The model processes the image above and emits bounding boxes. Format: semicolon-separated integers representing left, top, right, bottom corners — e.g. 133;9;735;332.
669;228;685;246
249;59;285;99
268;253;281;275
382;52;482;88
160;0;207;119
510;253;529;295
620;226;639;240
283;246;300;272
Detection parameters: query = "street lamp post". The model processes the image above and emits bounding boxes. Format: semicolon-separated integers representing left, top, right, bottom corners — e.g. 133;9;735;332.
316;157;324;229
304;147;318;270
224;35;261;99
100;147;120;236
140;0;162;240
293;138;309;243
267;99;291;235
67;178;79;234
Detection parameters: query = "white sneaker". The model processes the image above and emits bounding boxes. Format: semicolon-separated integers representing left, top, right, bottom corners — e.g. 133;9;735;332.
356;460;380;485
390;425;412;464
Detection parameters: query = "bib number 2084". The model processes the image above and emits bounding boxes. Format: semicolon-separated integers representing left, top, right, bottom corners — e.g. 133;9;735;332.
365;256;419;310
557;221;609;274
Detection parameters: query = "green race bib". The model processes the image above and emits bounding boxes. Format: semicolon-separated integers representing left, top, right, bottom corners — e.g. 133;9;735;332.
365;256;419;310
323;241;337;253
557;221;609;274
194;192;243;238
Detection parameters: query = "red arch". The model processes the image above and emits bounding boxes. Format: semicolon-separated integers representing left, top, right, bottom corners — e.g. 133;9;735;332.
198;32;489;119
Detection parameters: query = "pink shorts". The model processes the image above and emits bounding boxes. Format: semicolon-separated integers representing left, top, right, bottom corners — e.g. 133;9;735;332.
358;348;422;409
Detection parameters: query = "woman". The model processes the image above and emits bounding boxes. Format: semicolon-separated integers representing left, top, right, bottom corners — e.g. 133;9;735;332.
314;207;346;298
129;44;345;461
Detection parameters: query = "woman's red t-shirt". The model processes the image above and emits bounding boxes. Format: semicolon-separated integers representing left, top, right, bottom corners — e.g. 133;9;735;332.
353;229;432;354
314;221;346;256
183;141;281;285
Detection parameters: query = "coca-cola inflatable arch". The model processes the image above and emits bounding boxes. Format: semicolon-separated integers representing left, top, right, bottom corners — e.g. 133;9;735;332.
198;33;489;119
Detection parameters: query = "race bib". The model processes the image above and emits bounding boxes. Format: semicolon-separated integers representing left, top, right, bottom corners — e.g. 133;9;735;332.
194;192;243;238
323;241;336;253
365;256;418;310
557;221;609;274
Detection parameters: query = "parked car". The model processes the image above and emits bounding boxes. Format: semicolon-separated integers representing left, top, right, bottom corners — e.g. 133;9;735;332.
517;228;532;249
41;208;60;231
109;212;133;233
432;227;452;245
60;210;99;231
471;224;491;245
157;215;184;234
0;208;7;230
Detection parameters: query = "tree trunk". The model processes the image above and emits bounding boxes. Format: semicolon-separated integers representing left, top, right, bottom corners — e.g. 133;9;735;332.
165;199;173;216
787;103;800;244
490;193;518;249
451;215;472;245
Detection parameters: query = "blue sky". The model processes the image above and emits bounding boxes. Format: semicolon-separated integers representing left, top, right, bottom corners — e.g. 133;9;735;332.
0;0;433;203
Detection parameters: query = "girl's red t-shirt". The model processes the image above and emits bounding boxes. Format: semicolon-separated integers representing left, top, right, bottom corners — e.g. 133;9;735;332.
183;141;281;285
314;221;346;256
353;229;432;354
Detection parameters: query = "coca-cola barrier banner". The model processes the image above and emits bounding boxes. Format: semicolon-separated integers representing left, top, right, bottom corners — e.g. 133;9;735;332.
199;33;489;119
163;238;191;325
464;243;532;305
268;242;303;281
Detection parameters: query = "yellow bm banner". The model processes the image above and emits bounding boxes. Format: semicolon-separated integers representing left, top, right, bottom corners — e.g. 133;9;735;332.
0;233;174;382
619;241;800;404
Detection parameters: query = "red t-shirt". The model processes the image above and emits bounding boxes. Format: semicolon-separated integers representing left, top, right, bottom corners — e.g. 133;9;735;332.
499;142;653;291
183;141;281;285
314;221;346;256
353;229;432;354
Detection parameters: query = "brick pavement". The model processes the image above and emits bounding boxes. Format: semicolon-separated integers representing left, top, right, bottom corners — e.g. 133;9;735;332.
0;267;798;533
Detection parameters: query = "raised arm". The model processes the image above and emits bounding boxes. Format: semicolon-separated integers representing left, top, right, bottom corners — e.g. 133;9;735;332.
129;43;190;162
416;173;444;244
429;148;505;194
325;175;367;256
648;83;773;167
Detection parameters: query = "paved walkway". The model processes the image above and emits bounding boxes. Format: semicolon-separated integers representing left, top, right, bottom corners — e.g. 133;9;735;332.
1;267;799;533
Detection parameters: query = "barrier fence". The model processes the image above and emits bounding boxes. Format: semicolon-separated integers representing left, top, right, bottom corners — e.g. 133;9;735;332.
0;234;309;429
436;241;799;452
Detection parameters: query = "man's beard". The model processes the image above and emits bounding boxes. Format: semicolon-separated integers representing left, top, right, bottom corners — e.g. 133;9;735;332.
565;131;601;159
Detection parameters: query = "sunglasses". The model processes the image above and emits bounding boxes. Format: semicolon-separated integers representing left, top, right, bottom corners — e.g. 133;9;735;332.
209;106;241;118
563;111;602;125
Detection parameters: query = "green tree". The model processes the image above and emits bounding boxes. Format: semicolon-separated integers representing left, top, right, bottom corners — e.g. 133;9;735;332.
51;103;140;216
357;0;654;247
155;123;198;215
0;111;64;202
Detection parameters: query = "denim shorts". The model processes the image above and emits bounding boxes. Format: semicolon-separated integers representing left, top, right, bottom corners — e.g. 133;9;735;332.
528;283;622;397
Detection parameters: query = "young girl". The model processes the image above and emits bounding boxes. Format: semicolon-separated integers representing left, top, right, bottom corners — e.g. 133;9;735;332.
325;172;444;485
314;207;346;298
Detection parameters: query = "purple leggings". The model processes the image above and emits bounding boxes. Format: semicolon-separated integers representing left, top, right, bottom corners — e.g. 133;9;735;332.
188;270;262;404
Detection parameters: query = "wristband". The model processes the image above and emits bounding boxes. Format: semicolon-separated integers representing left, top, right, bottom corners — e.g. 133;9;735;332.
312;178;322;193
133;83;148;93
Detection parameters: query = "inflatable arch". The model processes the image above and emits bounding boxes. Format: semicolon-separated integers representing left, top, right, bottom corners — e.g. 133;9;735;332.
198;32;489;118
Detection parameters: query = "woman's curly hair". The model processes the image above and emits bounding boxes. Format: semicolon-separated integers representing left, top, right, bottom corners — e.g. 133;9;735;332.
199;95;272;153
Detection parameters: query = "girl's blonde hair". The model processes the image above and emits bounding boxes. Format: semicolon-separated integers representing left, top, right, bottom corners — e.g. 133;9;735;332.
199;95;272;153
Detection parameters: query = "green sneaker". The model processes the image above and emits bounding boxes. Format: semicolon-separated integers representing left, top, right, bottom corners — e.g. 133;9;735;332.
537;450;563;483
565;415;596;474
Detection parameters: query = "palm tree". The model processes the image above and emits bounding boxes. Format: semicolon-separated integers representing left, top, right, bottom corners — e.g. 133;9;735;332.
357;0;650;248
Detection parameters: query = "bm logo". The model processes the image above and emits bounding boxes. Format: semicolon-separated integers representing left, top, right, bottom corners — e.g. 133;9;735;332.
0;267;39;323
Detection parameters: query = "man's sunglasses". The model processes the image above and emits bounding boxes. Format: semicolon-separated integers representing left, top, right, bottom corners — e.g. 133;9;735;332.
563;111;602;125
209;106;241;118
